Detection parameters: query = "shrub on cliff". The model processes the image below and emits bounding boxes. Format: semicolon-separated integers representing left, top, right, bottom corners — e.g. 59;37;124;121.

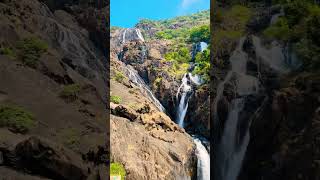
0;47;16;58
16;37;48;68
114;71;126;83
60;84;81;102
111;95;122;104
110;162;126;180
0;105;36;134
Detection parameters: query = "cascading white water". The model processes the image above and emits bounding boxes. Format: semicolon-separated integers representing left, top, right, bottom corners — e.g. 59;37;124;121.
215;37;259;180
200;42;208;52
122;29;127;44
120;28;145;44
124;65;165;112
252;36;290;73
176;73;210;180
194;138;211;180
189;73;204;86
252;36;302;71
219;99;250;180
176;74;192;127
135;28;145;42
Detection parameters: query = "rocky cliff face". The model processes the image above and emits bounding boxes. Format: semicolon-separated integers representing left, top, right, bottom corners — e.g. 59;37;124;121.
240;72;320;180
110;49;197;179
0;0;108;179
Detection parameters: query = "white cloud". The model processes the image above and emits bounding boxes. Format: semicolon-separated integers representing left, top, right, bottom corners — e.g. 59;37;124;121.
181;0;199;9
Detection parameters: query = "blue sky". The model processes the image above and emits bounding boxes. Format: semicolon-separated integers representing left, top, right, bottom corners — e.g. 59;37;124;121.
111;0;210;28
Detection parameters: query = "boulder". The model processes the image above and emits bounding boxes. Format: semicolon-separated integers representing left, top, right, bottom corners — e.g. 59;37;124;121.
0;129;90;180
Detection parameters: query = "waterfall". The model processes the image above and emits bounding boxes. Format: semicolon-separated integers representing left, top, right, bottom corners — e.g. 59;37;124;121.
176;73;210;180
252;36;289;73
176;74;192;127
252;35;302;72
270;8;284;25
120;28;145;44
135;28;145;42
189;73;204;85
122;29;127;44
194;138;211;180
200;42;208;52
124;65;166;112
215;37;259;180
192;42;208;60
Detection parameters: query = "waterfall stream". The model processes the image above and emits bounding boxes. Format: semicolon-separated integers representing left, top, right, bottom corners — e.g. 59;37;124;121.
124;65;165;112
118;29;210;179
120;28;145;44
214;37;259;180
215;34;300;180
176;72;210;180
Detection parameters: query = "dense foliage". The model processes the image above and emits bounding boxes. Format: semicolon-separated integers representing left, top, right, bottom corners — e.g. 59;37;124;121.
264;0;320;70
193;48;211;81
135;10;210;81
212;5;252;61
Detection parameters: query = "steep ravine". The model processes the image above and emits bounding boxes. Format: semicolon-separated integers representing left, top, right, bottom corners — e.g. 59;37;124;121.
213;3;320;180
110;28;210;179
110;29;197;180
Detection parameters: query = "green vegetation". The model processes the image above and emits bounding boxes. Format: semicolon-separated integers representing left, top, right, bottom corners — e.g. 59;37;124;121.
189;25;210;43
111;95;122;104
110;162;126;180
62;128;80;149
212;5;252;66
193;48;210;82
137;10;210;81
0;105;36;134
263;18;290;41
139;10;209;41
224;5;252;32
0;47;16;58
114;71;126;83
60;84;81;101
155;24;210;43
263;0;320;70
166;62;190;79
153;77;163;88
164;46;192;63
155;28;190;41
138;10;209;30
16;37;48;68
